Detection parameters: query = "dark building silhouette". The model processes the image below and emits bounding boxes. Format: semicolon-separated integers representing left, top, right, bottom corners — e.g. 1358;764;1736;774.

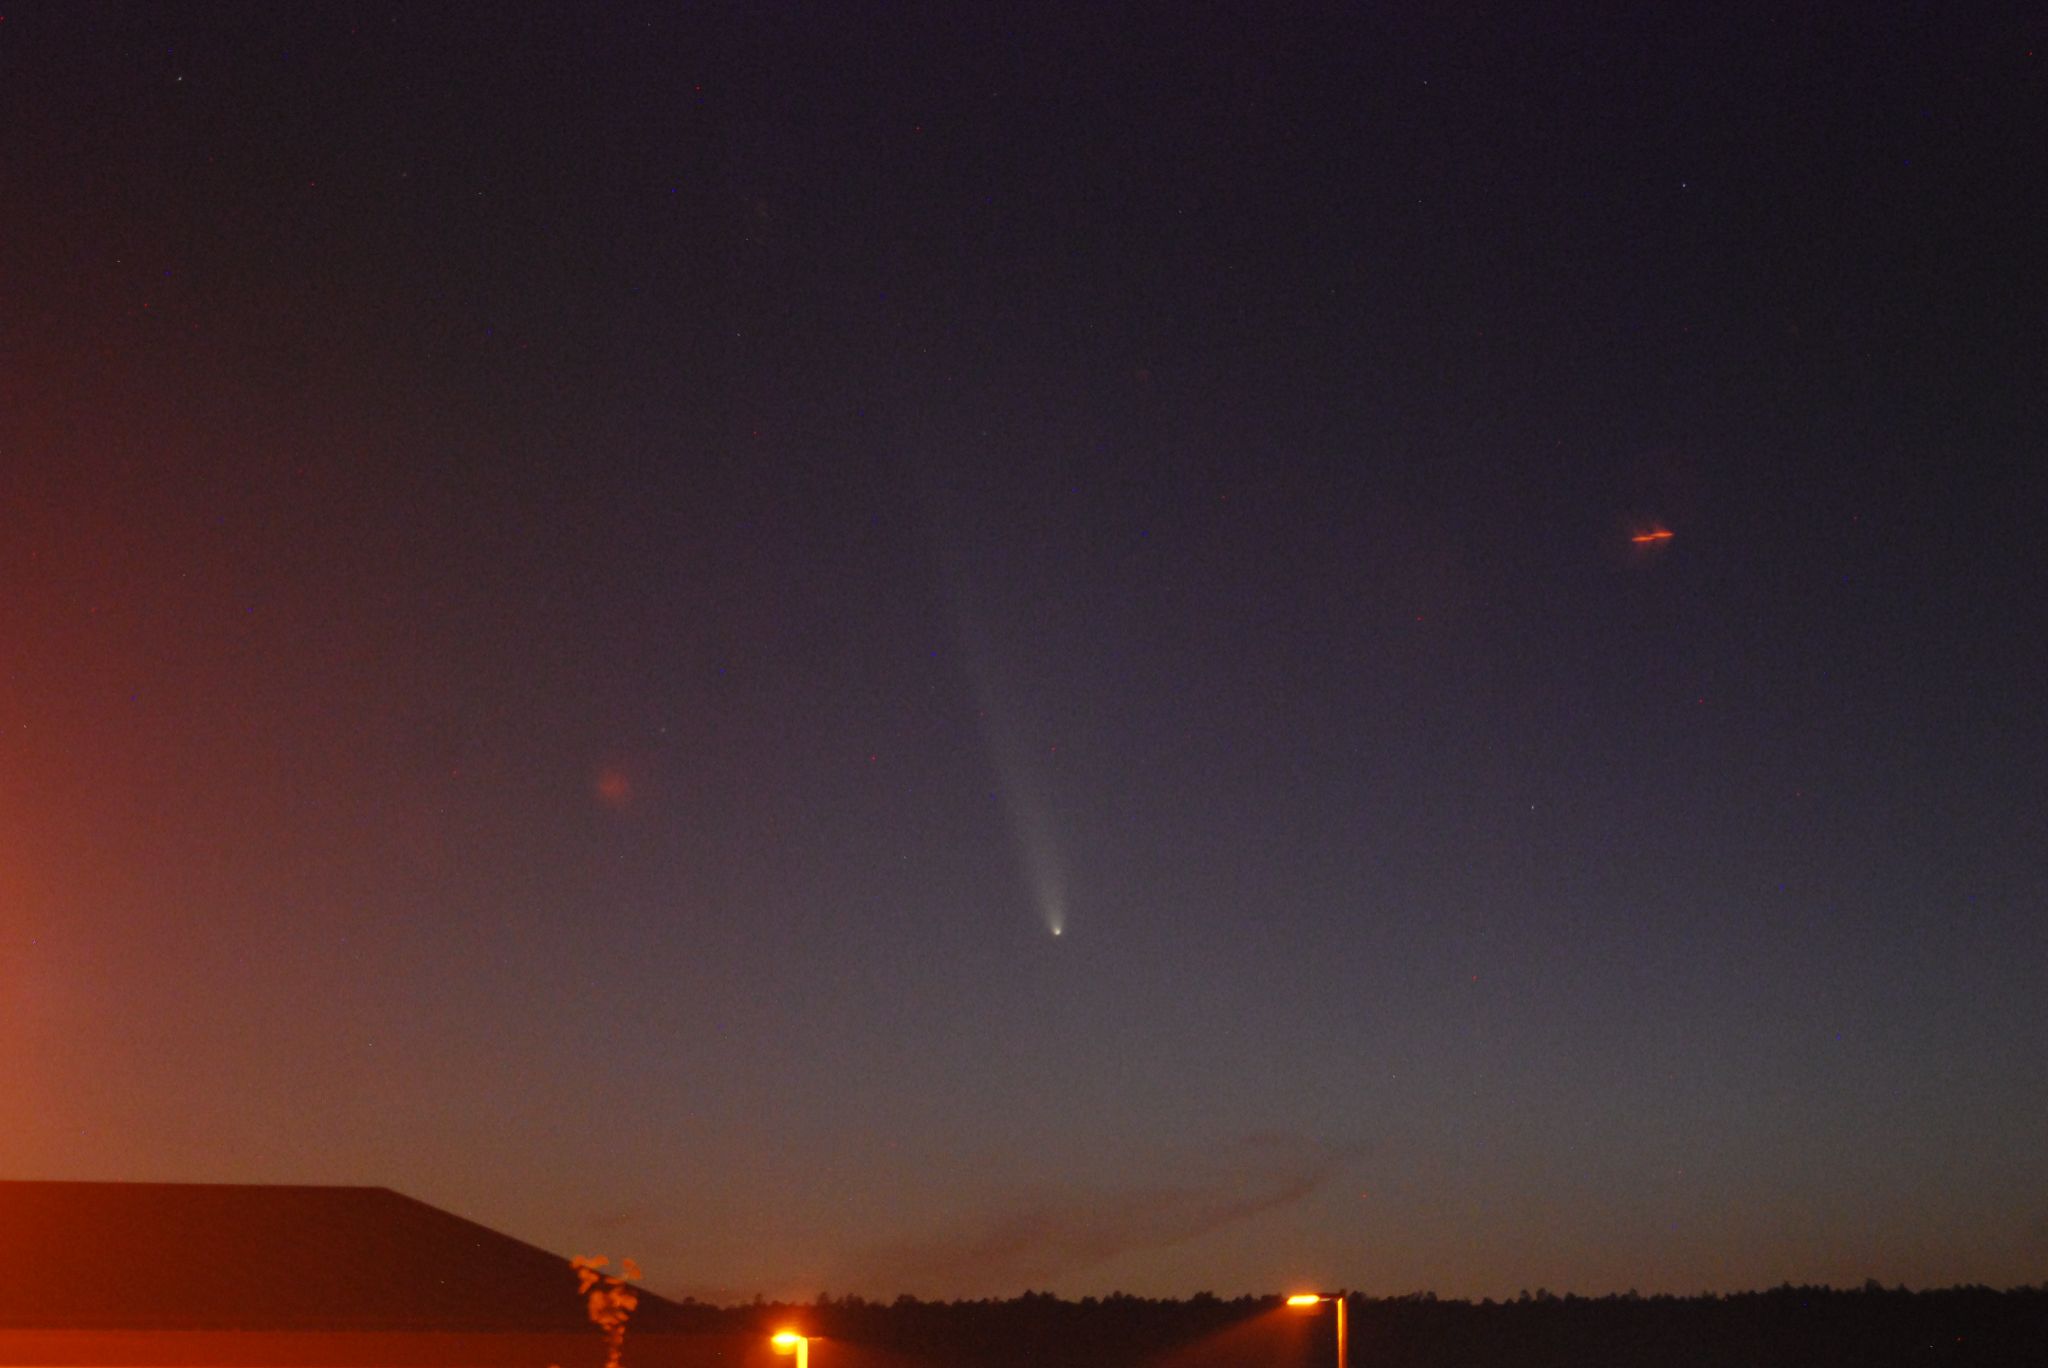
0;1181;740;1366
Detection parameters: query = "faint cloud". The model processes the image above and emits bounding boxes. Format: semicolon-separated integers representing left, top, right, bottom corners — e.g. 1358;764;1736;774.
852;1134;1359;1295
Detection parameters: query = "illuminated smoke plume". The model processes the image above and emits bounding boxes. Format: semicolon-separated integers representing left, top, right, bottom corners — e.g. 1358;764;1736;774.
852;1134;1356;1294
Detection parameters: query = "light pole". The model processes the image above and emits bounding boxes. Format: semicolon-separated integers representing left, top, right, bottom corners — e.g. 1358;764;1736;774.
1286;1292;1347;1368
770;1330;809;1368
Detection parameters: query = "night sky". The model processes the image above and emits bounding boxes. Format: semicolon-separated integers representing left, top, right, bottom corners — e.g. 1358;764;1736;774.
5;3;2046;1302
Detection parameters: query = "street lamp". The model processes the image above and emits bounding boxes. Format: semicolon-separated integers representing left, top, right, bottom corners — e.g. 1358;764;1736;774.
770;1330;809;1368
1286;1292;1347;1368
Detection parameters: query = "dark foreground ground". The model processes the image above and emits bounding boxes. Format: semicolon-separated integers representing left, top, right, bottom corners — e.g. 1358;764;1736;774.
698;1285;2048;1368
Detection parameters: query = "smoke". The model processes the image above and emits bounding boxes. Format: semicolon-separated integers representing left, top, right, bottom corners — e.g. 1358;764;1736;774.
851;1134;1357;1295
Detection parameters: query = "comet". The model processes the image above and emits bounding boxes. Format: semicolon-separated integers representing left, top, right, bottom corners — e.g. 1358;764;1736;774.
950;606;1072;939
916;453;1077;941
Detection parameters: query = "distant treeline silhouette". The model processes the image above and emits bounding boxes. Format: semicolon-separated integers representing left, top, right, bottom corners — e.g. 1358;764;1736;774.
660;1283;2046;1368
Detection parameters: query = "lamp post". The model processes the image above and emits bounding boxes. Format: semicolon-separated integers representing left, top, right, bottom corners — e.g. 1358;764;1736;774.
1286;1292;1347;1368
770;1330;809;1368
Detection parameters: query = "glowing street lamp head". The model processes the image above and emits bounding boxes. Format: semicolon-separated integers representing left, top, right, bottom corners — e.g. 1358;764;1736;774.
771;1331;805;1350
1288;1293;1348;1368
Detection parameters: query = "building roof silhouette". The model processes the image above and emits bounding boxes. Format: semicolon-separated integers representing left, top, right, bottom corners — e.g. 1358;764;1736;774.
0;1181;712;1335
